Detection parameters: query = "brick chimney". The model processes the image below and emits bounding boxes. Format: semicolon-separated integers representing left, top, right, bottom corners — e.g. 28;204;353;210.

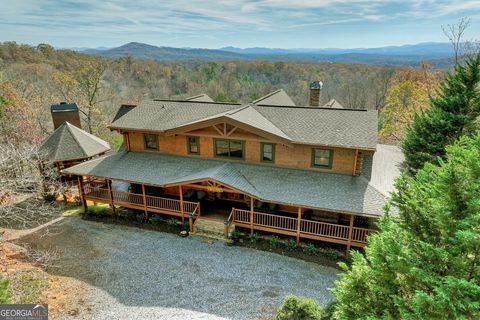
309;81;323;107
50;102;81;129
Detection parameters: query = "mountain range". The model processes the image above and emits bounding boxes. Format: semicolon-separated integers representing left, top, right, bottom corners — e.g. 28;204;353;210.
81;42;455;68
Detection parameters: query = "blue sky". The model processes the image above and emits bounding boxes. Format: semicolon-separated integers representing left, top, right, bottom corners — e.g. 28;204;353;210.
1;0;479;49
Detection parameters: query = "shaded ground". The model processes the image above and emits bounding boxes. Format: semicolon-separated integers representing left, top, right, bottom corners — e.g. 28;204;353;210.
17;217;338;319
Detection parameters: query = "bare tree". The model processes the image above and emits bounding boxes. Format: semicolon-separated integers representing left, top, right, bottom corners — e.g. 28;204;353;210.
442;17;470;65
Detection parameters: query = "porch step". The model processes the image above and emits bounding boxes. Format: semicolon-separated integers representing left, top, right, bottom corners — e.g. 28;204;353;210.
192;218;234;241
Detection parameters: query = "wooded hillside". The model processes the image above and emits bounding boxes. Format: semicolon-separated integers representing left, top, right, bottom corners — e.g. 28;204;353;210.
0;42;442;146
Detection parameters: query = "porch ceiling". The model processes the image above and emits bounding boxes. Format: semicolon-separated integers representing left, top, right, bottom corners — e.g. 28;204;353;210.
63;151;387;217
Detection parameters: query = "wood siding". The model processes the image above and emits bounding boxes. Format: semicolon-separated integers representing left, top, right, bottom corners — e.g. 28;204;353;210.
125;130;359;174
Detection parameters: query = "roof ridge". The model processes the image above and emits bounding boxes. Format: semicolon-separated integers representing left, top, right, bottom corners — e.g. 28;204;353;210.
64;122;88;158
152;99;241;105
251;89;282;104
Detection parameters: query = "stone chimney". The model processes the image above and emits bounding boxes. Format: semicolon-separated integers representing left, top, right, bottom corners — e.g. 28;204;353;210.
309;81;323;107
50;102;81;129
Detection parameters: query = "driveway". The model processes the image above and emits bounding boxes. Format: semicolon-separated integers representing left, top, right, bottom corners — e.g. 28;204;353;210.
19;218;338;319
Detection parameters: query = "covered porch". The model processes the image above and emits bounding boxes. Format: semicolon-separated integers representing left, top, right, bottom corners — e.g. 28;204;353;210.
77;175;376;251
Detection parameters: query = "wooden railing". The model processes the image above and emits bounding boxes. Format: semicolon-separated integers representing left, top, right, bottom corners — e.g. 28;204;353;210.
254;211;297;232
231;208;375;247
83;186;200;216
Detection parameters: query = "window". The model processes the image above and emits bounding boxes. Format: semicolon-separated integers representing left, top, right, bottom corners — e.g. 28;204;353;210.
187;136;200;154
143;133;159;150
214;139;244;159
312;148;333;168
261;143;275;163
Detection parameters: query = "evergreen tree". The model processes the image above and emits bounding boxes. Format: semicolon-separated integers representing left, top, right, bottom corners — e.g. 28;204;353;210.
332;133;480;319
402;55;480;174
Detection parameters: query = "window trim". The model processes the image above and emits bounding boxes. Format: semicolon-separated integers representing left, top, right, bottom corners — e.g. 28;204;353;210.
260;142;275;163
143;133;159;151
311;148;333;169
213;138;245;160
186;136;200;155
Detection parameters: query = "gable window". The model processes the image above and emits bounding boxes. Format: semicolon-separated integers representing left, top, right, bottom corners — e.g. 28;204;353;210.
214;139;244;159
261;143;275;163
143;133;159;150
187;136;200;154
312;148;333;168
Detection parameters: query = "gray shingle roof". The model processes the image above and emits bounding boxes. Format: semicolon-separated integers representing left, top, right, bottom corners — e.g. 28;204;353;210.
110;99;377;150
112;104;137;122
38;122;111;162
252;89;296;107
185;93;214;102
63;151;387;216
322;99;344;109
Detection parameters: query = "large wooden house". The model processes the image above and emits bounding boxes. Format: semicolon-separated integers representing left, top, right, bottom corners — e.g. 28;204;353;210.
64;87;403;252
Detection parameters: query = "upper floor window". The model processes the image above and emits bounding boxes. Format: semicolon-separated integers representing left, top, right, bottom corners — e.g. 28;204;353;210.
187;136;200;154
261;143;275;163
143;133;159;150
312;148;333;168
214;139;244;159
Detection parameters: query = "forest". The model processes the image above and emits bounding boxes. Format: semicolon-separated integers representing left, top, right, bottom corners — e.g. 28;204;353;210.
0;41;442;148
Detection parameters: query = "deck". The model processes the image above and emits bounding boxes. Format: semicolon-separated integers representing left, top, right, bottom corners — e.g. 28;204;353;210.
80;180;375;249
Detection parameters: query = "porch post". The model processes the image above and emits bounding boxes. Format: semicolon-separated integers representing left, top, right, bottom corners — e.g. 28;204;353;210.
106;179;116;215
296;207;302;245
179;185;185;223
77;176;87;213
249;197;254;234
142;183;148;220
346;214;355;255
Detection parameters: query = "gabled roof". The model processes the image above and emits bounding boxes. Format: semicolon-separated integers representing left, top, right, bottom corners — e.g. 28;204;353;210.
112;104;137;122
322;99;344;109
38;122;111;162
185;93;214;102
63;151;387;217
251;89;296;106
110;99;377;150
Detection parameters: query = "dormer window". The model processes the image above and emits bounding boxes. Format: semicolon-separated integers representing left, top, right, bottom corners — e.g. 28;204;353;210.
312;148;333;168
143;133;159;151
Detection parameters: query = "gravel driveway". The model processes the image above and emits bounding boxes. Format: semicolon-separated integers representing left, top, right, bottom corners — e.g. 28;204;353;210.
21;218;338;320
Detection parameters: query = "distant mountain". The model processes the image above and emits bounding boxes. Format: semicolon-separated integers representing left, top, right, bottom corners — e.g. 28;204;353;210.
81;42;455;68
221;42;454;59
86;42;244;61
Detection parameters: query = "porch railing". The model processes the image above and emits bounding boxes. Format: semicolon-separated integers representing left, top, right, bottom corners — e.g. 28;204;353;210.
83;185;199;215
230;208;375;247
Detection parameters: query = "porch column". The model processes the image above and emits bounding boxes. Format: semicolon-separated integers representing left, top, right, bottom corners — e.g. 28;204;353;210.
179;185;185;223
346;214;355;255
142;183;148;220
249;197;254;234
77;176;87;213
296;207;302;245
107;178;116;214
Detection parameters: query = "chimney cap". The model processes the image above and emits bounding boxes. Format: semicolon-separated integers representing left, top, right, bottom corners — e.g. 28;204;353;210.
51;102;78;113
310;81;323;90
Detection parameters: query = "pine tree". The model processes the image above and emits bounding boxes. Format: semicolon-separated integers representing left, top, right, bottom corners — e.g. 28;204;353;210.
332;133;480;319
402;55;480;174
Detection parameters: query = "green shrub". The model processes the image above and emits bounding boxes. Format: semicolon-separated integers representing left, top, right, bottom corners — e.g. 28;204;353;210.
181;221;190;231
321;300;337;320
275;295;323;320
269;235;280;248
285;238;297;251
149;215;162;225
167;218;179;228
125;210;137;221
248;232;259;243
135;213;145;223
0;277;10;304
325;248;339;260
303;243;317;256
230;229;241;241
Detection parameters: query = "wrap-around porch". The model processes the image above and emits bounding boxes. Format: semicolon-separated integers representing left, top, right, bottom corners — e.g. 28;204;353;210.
77;176;376;252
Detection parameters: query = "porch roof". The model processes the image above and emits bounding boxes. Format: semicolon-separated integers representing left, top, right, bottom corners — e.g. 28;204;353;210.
63;151;387;217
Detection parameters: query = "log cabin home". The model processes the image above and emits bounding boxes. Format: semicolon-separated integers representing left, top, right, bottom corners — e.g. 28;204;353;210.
63;85;403;253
